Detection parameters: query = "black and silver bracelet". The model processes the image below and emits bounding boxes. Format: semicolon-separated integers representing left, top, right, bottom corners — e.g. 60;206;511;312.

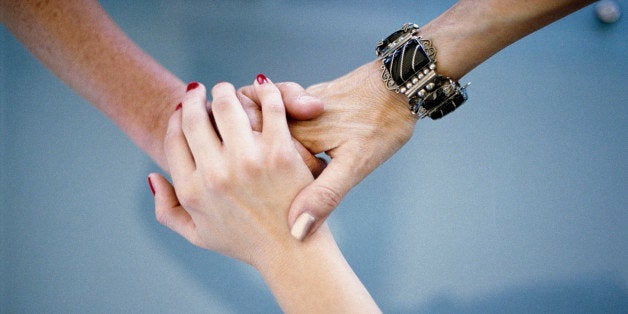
376;23;468;119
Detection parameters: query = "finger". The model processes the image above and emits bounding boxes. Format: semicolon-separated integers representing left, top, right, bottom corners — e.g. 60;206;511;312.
275;82;325;120
239;81;324;120
211;82;254;146
292;138;327;178
164;108;195;179
148;173;203;247
181;82;221;162
254;74;290;142
235;90;262;132
288;155;364;241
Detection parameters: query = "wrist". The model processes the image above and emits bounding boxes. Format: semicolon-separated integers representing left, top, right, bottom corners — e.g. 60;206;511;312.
252;228;334;309
252;226;331;276
364;59;420;124
374;23;469;119
253;226;379;312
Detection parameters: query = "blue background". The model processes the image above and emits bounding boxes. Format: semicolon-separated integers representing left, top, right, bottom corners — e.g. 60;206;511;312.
1;1;627;312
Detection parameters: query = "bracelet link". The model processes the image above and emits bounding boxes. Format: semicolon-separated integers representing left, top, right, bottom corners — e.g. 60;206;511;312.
376;23;468;120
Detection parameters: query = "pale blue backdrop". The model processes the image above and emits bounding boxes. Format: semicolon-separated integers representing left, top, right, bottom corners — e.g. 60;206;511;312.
1;1;627;312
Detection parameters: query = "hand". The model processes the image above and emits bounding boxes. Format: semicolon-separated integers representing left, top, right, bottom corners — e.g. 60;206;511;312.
240;61;417;239
237;82;327;178
148;77;314;266
148;80;379;312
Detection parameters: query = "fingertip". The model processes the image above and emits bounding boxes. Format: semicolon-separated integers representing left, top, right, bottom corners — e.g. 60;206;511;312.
256;73;270;85
211;82;236;98
147;173;169;197
185;81;207;98
147;174;156;196
290;212;316;241
149;174;180;224
186;81;199;92
254;73;278;91
286;91;324;120
254;74;290;137
287;166;348;238
298;93;325;118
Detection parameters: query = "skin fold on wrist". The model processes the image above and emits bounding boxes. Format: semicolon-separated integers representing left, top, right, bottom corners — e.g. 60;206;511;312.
365;59;418;122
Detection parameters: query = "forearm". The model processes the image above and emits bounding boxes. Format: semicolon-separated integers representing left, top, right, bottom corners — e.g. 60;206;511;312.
421;0;596;80
257;226;380;313
353;0;596;120
0;0;185;168
359;0;595;88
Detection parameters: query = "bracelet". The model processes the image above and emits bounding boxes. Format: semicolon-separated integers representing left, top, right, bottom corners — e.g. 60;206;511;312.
376;23;469;119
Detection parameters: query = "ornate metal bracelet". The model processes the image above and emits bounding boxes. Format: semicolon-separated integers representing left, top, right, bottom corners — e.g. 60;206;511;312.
376;23;469;119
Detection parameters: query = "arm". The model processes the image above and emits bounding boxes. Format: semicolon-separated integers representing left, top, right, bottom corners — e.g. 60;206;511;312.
257;0;596;239
410;0;597;81
0;0;324;170
148;78;379;313
0;0;184;168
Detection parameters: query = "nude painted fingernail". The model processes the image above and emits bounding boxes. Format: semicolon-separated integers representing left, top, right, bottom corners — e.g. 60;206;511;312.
290;212;316;240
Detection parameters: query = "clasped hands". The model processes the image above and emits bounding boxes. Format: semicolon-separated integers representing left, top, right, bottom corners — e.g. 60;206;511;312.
149;63;417;263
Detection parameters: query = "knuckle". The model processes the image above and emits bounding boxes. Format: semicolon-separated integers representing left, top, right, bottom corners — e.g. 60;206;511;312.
210;94;230;110
265;101;285;115
268;145;296;166
176;183;202;209
279;81;302;91
154;207;170;227
314;184;342;212
211;172;233;192
181;111;206;134
211;82;235;95
154;205;181;230
238;155;264;177
211;84;237;110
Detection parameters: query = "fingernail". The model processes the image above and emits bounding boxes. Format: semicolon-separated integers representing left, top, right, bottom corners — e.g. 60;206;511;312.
256;73;268;85
175;103;182;111
147;176;156;196
186;82;199;91
290;212;316;240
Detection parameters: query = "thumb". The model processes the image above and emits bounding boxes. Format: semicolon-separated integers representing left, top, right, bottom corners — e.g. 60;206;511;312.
148;173;202;246
288;156;363;240
292;138;327;178
276;82;325;120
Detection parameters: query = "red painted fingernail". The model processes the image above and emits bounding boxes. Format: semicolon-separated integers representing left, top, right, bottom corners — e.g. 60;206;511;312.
147;176;156;196
256;74;268;85
175;103;182;111
186;82;199;91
